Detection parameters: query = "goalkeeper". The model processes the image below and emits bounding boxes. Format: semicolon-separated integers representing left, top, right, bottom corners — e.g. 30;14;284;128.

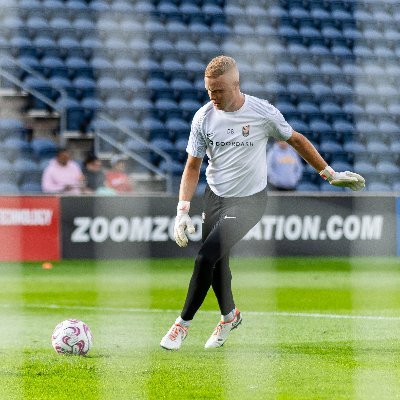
160;55;365;351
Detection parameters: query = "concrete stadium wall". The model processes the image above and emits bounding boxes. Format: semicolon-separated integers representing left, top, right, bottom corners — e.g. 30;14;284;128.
0;194;397;261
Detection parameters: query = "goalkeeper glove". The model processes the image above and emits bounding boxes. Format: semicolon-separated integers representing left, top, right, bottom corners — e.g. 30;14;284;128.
320;166;365;191
174;200;195;247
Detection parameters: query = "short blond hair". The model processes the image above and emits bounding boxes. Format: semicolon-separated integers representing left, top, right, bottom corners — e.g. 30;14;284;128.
205;55;238;78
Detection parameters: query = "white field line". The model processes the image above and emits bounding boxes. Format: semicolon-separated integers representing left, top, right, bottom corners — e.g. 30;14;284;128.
1;303;400;322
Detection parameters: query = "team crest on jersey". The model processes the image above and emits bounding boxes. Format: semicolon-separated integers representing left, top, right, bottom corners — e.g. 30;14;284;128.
242;125;250;137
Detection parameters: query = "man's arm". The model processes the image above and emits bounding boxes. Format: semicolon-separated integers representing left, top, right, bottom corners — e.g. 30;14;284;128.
287;130;365;191
174;155;203;247
179;155;203;201
286;130;327;172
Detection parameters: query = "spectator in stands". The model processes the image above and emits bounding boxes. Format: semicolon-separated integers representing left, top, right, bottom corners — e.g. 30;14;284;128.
105;154;134;194
41;148;85;194
267;140;304;191
82;154;106;193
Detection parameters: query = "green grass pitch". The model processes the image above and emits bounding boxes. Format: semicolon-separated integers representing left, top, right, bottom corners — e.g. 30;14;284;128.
0;257;400;400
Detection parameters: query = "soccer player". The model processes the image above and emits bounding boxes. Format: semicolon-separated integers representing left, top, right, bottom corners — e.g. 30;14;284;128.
160;55;365;350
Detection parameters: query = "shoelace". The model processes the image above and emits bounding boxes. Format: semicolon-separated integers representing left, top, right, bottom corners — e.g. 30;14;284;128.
213;315;237;336
168;325;185;341
213;323;223;336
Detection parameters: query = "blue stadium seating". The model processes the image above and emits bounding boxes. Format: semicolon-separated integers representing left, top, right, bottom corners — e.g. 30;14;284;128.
3;0;399;192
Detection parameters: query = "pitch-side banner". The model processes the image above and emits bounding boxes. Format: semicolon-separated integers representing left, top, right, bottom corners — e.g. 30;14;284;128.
0;196;60;261
61;195;396;259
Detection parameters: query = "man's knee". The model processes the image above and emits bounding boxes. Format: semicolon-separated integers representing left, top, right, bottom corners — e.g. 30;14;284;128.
195;249;218;270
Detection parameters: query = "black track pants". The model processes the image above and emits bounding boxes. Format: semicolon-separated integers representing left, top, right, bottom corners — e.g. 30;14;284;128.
181;185;267;320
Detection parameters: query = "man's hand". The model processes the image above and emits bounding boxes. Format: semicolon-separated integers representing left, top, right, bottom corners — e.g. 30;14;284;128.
174;201;195;247
320;166;365;191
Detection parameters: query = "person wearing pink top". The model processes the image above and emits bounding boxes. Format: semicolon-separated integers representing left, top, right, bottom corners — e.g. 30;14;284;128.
41;148;85;194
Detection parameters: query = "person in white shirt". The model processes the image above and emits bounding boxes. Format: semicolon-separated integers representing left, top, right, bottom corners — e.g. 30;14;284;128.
267;140;304;190
160;55;365;351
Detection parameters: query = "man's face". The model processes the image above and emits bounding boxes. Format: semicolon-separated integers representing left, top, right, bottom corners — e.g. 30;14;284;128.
205;71;240;112
57;151;70;166
278;141;288;149
88;159;101;171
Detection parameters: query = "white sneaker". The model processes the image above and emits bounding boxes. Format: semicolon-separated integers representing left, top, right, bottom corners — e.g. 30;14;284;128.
160;323;188;350
204;310;242;349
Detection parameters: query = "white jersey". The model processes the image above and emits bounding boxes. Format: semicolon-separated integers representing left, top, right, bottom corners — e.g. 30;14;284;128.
186;94;293;197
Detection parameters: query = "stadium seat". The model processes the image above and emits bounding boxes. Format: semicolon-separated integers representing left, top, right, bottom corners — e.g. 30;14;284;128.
287;42;310;61
155;98;180;120
353;160;376;175
105;97;131;119
10;36;36;58
0;183;19;194
376;161;400;175
19;182;42;193
33;36;59;58
297;101;320;119
287;118;309;134
112;0;134;15
18;0;43;17
180;99;202;120
55;97;85;131
65;56;93;80
49;16;72;35
330;161;352;172
366;140;390;154
24;76;55;110
141;117;168;140
81;97;103;118
113;58;137;79
26;16;52;38
276;101;298;116
356;120;377;139
366;182;392;192
309;119;334;136
365;102;387;116
0;119;26;138
57;36;85;58
121;77;146;99
161;59;187;81
73;17;96;37
166;118;190;141
310;81;333;100
97;77;121;99
66;0;89;19
158;159;184;176
130;97;154;119
377;120;400;141
14;159;41;183
73;77;96;99
343;141;366;155
81;37;103;58
134;1;156;16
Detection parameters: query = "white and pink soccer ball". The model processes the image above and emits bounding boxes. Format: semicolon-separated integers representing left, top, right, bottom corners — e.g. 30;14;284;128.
51;319;93;356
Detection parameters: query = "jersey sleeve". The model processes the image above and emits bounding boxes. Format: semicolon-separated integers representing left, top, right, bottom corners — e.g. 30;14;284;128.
264;102;293;141
186;108;207;158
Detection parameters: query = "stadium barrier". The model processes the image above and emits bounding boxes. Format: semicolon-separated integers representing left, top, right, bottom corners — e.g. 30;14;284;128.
0;194;397;261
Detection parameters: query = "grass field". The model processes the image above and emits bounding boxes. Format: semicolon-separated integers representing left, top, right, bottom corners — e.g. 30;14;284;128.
1;257;400;400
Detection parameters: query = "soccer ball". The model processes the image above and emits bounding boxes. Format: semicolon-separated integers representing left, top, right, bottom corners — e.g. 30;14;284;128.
51;319;93;356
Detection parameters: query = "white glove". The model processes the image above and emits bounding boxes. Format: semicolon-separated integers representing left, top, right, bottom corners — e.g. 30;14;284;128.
320;166;365;191
174;200;195;247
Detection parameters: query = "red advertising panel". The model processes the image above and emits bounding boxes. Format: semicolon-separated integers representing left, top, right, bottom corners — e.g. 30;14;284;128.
0;197;60;261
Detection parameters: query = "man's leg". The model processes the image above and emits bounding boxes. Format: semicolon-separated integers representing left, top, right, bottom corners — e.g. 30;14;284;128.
211;254;235;316
180;201;265;321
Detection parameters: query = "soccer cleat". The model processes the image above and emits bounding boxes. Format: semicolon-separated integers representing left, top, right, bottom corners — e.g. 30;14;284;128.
160;323;188;350
204;310;242;349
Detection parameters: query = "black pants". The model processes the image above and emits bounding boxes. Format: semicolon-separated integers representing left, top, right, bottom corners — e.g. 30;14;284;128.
181;185;268;321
